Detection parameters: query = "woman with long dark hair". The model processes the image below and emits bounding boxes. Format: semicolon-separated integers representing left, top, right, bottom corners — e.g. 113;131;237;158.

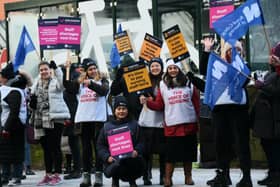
141;58;199;187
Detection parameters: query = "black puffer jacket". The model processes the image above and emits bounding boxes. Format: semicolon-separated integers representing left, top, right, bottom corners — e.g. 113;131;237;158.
0;90;25;163
252;72;280;138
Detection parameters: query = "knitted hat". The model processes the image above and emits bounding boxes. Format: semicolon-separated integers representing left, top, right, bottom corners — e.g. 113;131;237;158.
113;96;128;111
272;42;280;58
165;58;182;70
0;63;15;80
149;57;163;71
82;58;97;71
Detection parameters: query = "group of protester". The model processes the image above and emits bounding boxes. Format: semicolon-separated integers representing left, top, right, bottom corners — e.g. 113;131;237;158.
0;37;279;187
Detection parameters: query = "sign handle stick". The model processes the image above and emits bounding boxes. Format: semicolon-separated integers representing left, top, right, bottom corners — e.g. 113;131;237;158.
180;58;191;73
66;50;71;81
127;30;138;61
262;25;272;53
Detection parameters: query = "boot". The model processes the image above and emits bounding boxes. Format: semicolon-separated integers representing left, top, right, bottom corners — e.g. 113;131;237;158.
164;163;174;187
80;172;92;187
112;177;119;187
159;157;165;185
129;180;138;187
258;171;274;185
184;162;194;185
207;169;232;186
93;172;103;187
236;170;252;187
258;172;280;186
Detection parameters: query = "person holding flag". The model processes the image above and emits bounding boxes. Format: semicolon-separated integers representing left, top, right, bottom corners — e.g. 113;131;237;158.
251;42;280;186
202;41;252;187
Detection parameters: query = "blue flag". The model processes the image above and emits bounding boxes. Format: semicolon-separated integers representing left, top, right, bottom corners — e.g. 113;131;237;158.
228;48;251;102
110;24;123;68
204;53;231;110
213;0;264;45
13;26;36;72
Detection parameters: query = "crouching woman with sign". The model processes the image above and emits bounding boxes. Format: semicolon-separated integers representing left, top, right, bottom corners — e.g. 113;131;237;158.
97;96;144;187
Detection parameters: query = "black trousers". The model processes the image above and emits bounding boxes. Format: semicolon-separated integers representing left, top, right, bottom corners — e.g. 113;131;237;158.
81;122;103;172
40;123;64;174
141;127;166;180
212;106;251;172
261;138;280;172
68;134;81;171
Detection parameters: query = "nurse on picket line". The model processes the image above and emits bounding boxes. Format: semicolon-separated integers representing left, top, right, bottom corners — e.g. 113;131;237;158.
141;58;199;187
63;58;109;187
97;96;144;187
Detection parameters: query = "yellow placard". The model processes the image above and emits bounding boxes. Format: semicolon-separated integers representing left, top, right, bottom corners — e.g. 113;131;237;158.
163;25;189;62
123;67;152;93
114;31;133;56
139;33;163;62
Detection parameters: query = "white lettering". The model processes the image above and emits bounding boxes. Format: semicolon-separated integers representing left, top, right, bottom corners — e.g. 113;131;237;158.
212;60;227;79
243;3;261;23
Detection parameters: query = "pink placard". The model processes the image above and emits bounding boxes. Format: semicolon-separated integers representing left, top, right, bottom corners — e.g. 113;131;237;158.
209;5;234;28
57;24;81;45
107;131;134;157
39;26;58;45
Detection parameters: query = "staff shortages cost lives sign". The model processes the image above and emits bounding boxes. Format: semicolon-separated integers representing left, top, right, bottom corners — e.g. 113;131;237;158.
38;17;81;50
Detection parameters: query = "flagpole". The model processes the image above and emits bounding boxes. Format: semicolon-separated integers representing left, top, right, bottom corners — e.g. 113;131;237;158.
262;25;272;53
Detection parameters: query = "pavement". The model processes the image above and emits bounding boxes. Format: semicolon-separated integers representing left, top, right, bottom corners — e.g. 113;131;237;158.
12;168;267;187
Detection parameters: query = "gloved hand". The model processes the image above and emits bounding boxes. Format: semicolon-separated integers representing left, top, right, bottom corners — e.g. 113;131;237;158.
115;67;124;80
254;80;264;89
29;94;37;110
186;71;194;80
49;60;57;69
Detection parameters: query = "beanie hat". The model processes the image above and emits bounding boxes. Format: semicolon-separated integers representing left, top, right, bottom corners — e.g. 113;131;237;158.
0;63;15;80
82;58;97;71
149;57;163;71
165;58;182;70
272;42;280;58
113;96;128;111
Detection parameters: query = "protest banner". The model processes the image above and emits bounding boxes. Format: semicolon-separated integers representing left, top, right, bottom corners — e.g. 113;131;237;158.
114;30;133;56
123;63;152;93
107;127;134;159
139;33;163;62
163;25;189;62
38;19;58;50
57;16;81;49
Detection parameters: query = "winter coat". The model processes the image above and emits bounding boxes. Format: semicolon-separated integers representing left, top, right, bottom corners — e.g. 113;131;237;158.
97;118;144;180
0;90;25;163
252;72;280;139
31;68;70;121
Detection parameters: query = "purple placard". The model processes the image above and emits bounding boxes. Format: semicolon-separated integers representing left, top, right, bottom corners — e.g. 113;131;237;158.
57;17;81;49
209;5;234;28
210;0;234;7
38;19;58;50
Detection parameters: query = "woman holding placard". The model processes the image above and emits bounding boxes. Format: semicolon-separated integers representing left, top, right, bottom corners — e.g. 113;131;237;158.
141;58;199;187
97;96;144;187
63;58;109;187
138;57;166;185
